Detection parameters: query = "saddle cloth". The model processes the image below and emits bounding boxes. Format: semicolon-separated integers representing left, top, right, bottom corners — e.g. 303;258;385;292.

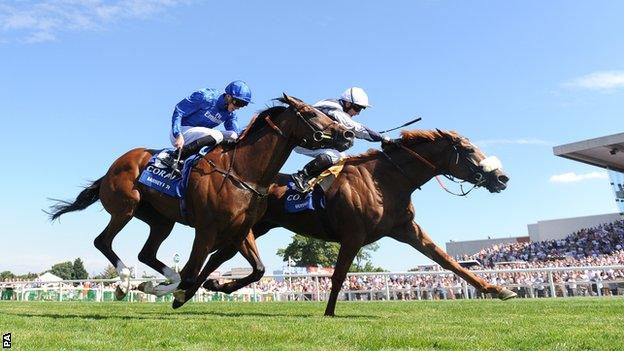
138;148;209;198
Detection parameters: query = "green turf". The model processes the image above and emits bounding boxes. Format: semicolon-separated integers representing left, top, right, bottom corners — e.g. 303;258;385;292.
1;298;623;351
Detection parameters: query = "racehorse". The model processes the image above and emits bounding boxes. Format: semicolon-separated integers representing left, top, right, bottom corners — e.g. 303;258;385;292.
48;94;355;304
194;129;516;316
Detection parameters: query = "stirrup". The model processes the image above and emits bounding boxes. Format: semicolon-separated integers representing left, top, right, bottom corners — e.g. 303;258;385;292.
291;172;311;193
170;163;182;178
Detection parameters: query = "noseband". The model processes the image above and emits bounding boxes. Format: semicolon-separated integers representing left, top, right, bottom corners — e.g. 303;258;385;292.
264;107;337;146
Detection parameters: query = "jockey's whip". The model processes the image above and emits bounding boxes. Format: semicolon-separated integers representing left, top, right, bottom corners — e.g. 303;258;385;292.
378;117;422;134
175;147;183;165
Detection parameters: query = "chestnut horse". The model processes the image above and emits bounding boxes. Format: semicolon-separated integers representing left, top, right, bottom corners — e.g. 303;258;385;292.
49;94;354;305
194;129;516;316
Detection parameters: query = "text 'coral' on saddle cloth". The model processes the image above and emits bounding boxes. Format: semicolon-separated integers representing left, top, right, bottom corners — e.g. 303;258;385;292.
138;149;202;198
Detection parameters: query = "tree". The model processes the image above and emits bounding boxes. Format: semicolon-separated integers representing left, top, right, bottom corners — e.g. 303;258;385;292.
0;271;15;281
277;235;339;267
72;258;89;279
277;235;384;272
92;265;118;279
350;261;386;273
353;243;379;270
49;261;74;280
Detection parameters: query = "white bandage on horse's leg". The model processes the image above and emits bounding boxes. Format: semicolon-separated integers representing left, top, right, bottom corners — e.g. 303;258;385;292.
116;262;131;279
162;267;181;283
153;283;178;297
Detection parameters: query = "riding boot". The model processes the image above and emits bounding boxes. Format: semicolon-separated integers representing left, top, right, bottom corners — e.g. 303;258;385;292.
291;154;334;192
170;135;218;176
180;135;218;159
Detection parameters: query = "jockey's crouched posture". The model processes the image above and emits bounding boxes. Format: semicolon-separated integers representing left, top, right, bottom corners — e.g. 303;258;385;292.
165;80;252;173
291;87;389;192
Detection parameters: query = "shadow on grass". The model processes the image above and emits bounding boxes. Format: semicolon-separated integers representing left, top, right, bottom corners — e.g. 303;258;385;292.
7;309;379;320
4;312;177;321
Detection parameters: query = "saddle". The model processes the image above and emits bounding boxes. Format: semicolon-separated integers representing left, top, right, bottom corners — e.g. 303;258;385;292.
308;160;345;193
283;161;345;213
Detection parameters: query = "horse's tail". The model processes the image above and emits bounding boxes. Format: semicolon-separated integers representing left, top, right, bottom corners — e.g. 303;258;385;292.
48;176;104;221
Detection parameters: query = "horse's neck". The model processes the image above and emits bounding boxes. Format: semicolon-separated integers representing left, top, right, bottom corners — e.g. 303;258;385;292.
372;147;441;191
231;126;295;187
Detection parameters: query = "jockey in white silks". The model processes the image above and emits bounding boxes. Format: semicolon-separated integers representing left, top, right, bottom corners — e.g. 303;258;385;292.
291;87;389;192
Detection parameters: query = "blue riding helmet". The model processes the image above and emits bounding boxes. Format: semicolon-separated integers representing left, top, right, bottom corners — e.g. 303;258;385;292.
225;80;252;103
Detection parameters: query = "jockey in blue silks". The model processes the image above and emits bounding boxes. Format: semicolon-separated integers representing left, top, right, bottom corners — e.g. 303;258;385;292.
291;87;390;192
166;81;252;170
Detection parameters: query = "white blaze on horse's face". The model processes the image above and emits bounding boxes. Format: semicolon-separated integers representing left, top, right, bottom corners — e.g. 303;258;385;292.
479;156;503;173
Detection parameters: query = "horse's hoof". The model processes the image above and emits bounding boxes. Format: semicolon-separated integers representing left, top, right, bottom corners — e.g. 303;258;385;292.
172;299;185;309
173;289;186;303
203;279;221;291
114;285;127;301
498;288;517;300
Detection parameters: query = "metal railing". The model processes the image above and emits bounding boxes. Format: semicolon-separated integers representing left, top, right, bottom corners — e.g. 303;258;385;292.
2;265;623;302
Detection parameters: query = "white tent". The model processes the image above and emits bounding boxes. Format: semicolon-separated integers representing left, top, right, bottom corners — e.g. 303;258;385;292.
37;272;63;282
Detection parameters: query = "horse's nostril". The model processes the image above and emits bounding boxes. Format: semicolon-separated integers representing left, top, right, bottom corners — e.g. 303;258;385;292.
343;130;355;140
498;175;509;184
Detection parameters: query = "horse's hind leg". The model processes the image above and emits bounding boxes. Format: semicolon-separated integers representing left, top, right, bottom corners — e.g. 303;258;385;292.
392;221;517;300
133;205;177;296
93;214;133;299
203;222;276;292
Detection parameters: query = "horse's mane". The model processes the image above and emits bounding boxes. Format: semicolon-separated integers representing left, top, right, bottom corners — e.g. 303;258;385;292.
345;129;459;164
399;129;459;143
237;101;288;141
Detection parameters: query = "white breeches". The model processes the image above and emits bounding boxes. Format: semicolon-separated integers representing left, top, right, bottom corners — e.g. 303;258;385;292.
170;127;238;146
293;147;345;163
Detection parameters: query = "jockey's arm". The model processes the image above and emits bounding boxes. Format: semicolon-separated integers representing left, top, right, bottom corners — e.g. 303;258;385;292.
329;110;383;142
223;114;241;140
171;91;210;139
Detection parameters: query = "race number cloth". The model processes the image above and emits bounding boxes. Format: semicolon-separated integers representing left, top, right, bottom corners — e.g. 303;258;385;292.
284;182;326;213
138;149;203;198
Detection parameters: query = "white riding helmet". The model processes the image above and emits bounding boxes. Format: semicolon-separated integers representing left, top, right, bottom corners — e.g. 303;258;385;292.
340;87;371;108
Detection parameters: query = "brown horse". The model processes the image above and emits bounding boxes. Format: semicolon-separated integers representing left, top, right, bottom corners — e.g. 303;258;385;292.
48;94;354;305
194;129;516;316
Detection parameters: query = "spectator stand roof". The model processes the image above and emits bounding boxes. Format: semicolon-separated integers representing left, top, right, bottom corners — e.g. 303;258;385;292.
553;132;624;173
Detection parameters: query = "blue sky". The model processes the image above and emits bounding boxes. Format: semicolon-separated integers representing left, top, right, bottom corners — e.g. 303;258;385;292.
1;1;623;276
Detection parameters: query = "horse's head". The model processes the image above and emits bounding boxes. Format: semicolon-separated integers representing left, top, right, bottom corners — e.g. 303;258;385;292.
438;130;509;193
386;129;509;193
280;94;354;151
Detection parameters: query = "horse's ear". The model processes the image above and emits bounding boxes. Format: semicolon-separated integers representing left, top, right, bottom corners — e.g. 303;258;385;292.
282;92;292;103
282;93;304;110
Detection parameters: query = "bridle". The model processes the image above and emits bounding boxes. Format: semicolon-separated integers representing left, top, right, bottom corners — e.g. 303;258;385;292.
206;104;347;198
264;106;342;148
381;137;488;197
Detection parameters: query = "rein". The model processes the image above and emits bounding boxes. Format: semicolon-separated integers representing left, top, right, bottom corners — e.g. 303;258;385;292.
382;140;485;197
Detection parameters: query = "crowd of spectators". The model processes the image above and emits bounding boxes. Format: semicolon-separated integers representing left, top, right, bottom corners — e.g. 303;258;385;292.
458;220;624;268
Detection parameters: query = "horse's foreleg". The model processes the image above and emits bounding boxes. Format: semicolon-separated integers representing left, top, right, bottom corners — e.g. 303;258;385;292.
392;221;516;300
207;231;265;294
325;243;361;317
93;214;133;300
134;208;177;296
172;226;216;308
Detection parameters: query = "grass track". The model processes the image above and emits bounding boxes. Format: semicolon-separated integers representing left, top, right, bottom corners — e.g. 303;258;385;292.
1;298;623;350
